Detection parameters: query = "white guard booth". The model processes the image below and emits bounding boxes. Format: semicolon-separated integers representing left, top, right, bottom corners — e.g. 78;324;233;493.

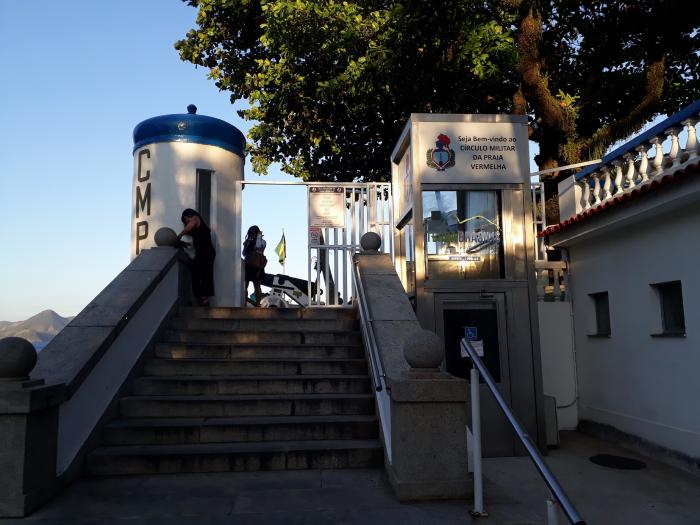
390;113;546;456
130;105;245;306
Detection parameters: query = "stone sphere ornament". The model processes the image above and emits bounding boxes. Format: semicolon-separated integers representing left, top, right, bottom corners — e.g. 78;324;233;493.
0;337;38;380
403;330;444;369
360;232;381;252
154;227;179;247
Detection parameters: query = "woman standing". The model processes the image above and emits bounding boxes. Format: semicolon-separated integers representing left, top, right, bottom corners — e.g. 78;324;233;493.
243;225;267;306
178;209;216;306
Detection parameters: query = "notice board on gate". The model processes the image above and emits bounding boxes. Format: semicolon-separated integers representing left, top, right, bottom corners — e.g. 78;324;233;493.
309;186;345;228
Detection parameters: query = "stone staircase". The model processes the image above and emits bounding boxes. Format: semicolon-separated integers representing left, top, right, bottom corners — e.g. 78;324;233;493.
85;306;383;476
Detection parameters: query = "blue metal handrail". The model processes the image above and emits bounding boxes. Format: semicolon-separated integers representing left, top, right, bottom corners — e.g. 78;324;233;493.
461;338;586;525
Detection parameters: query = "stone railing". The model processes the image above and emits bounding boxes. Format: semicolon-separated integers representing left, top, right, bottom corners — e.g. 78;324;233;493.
0;231;190;518
353;236;468;502
559;100;700;222
534;261;568;302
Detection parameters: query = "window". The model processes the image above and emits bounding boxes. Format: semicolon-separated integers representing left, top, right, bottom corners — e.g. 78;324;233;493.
651;281;685;336
196;169;213;224
422;190;504;280
589;292;610;337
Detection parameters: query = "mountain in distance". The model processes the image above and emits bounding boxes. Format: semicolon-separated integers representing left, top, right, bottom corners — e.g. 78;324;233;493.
0;310;73;351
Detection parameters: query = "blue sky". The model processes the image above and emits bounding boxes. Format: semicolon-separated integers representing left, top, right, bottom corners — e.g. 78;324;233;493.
1;2;670;322
1;1;308;321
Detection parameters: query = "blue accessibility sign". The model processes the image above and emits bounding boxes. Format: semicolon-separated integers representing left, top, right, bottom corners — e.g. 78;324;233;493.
464;326;479;341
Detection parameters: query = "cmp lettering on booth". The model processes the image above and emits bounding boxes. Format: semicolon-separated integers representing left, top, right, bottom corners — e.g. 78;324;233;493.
135;148;152;254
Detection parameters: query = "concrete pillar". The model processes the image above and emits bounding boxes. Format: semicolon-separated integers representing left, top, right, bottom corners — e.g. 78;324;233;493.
558;175;583;221
0;337;65;518
386;330;469;500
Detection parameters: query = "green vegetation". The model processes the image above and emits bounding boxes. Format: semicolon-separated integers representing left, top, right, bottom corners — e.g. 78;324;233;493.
176;0;700;183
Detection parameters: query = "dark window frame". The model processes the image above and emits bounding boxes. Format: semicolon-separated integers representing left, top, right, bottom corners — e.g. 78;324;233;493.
650;280;686;337
588;291;611;337
196;169;213;225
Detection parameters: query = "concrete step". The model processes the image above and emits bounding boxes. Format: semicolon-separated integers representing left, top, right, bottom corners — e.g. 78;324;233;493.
102;415;379;445
155;343;365;360
133;375;371;395
143;358;368;377
180;306;358;321
119;394;376;418
171;317;359;332
163;329;362;345
86;439;383;476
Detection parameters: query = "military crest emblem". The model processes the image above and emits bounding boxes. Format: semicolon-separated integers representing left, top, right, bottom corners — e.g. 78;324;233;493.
426;133;456;171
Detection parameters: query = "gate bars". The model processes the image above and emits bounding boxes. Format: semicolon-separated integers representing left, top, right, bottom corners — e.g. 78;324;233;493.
233;180;393;308
307;183;393;307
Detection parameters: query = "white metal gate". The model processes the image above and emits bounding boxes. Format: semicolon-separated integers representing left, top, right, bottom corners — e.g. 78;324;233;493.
233;180;393;308
307;183;393;307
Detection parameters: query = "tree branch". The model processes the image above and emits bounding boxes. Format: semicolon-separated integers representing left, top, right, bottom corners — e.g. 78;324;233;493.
516;7;573;136
581;58;666;160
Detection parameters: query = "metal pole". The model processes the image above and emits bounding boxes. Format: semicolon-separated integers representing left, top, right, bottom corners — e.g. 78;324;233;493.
462;340;586;525
530;159;601;177
470;366;486;517
547;491;561;525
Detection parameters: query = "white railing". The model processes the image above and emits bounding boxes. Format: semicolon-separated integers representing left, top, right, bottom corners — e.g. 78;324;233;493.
535;261;569;302
531;181;548;260
308;183;393;307
572;101;699;215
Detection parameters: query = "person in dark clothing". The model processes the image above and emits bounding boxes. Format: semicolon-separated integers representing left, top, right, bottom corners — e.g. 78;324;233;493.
178;208;216;306
243;225;266;307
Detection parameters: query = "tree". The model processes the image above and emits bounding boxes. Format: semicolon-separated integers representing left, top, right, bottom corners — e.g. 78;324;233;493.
511;0;700;173
176;0;700;185
175;0;517;181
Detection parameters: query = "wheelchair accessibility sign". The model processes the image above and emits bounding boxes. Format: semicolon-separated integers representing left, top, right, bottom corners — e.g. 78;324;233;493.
465;326;479;340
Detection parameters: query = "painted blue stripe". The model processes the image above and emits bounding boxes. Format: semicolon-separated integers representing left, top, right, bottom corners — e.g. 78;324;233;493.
132;134;246;158
575;99;700;181
133;112;246;159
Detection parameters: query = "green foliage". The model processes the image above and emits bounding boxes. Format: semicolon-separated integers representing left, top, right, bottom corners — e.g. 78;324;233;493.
176;0;700;179
536;0;700;168
176;0;517;181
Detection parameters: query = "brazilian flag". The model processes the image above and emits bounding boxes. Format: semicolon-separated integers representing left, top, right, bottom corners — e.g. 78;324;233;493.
274;232;286;264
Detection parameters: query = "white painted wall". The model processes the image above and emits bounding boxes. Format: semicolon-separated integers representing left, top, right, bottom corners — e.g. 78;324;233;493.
130;142;244;306
538;301;578;430
567;203;700;458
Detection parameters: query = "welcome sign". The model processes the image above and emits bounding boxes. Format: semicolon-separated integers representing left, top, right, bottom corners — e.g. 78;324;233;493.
416;120;528;184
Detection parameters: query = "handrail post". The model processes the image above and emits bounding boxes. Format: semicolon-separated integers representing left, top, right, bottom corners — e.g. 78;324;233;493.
547;490;561;525
469;364;487;517
460;337;586;525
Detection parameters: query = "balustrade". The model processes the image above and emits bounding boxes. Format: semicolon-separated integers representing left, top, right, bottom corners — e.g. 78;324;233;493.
573;106;700;214
535;261;568;302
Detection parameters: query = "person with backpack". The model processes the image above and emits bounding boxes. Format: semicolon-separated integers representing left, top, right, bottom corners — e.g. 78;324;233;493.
243;225;267;306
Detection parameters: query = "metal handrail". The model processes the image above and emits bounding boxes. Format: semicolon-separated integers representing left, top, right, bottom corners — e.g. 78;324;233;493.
351;257;393;463
351;259;388;393
461;339;586;525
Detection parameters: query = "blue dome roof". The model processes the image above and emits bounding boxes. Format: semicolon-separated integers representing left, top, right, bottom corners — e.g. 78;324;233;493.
133;108;246;158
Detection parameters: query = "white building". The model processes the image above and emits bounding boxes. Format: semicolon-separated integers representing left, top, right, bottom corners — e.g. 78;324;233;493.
542;100;700;465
